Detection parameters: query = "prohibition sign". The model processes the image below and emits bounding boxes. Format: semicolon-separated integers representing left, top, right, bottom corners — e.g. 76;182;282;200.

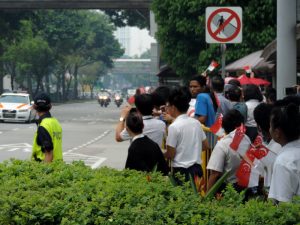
207;7;242;43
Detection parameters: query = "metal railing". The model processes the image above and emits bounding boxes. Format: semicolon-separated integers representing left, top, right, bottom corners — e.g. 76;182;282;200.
201;125;218;189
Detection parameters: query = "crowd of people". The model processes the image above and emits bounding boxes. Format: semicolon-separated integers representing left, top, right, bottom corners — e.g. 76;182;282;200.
115;74;300;203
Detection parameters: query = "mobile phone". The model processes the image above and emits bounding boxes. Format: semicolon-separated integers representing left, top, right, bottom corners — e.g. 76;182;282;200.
285;87;297;96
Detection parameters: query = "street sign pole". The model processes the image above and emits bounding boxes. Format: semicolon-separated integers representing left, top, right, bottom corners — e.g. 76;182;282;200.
206;7;242;78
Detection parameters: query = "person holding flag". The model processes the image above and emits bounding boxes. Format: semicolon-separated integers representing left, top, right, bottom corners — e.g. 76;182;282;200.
243;65;252;76
206;109;245;192
206;60;219;74
202;60;219;85
253;103;282;189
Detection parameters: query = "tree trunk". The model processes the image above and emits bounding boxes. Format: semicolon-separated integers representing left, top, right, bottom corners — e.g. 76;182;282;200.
40;80;44;92
45;73;50;94
90;85;94;99
55;73;61;102
0;47;4;93
66;76;73;100
27;74;33;96
73;64;78;99
0;70;4;94
61;72;66;101
10;66;16;91
34;77;42;96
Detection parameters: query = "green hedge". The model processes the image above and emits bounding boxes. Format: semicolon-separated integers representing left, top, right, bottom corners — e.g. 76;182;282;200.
0;160;300;225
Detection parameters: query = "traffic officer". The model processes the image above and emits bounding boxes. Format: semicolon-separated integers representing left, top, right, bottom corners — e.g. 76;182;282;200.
31;92;63;163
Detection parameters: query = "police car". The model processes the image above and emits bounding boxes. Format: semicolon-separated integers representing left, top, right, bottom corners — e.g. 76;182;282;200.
0;92;36;123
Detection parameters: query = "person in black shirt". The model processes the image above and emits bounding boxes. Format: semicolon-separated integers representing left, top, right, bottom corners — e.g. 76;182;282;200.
125;108;169;175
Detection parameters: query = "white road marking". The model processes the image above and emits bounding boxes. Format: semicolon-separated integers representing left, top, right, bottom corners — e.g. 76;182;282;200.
91;158;107;169
0;131;2;134
63;152;106;169
23;148;31;152
8;148;19;152
66;130;111;153
0;143;32;148
13;128;19;131
0;143;32;153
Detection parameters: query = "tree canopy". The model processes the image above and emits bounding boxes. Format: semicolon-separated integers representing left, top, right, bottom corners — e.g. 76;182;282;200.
0;10;124;100
151;0;276;78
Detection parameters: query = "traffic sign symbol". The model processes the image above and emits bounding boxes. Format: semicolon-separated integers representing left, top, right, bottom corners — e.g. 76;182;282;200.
206;7;242;43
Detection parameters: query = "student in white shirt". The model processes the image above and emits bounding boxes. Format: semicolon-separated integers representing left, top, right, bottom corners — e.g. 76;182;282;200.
206;109;244;192
243;84;263;142
164;87;209;183
268;102;300;203
253;103;282;189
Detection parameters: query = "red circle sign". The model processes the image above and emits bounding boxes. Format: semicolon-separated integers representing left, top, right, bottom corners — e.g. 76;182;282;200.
207;8;241;43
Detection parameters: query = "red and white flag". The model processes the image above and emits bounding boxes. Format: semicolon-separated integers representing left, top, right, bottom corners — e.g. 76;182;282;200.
236;135;272;188
210;113;224;137
207;60;219;72
236;148;261;188
229;124;251;156
243;65;252;74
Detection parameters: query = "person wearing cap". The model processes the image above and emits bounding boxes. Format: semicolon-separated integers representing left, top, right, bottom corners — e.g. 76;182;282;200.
31;92;63;163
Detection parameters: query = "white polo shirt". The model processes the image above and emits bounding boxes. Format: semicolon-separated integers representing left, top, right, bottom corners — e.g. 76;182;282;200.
268;139;300;202
166;114;206;168
259;139;282;188
245;99;260;127
207;131;241;183
121;116;166;148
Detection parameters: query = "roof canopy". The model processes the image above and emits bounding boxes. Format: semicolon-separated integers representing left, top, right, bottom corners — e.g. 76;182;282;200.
225;50;275;74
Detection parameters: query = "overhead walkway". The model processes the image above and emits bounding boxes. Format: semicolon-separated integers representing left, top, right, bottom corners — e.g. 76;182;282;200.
0;0;152;9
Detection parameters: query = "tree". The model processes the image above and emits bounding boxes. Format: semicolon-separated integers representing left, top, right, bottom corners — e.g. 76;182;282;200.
78;62;107;99
32;10;90;100
0;10;33;93
66;11;123;99
139;49;151;59
32;10;123;100
151;0;276;79
104;9;149;29
1;43;18;91
17;36;53;95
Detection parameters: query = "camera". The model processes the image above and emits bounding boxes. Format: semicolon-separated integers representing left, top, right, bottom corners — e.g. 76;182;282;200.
160;105;166;113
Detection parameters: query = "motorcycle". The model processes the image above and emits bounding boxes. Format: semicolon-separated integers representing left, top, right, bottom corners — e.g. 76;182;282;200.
114;95;123;107
98;94;110;107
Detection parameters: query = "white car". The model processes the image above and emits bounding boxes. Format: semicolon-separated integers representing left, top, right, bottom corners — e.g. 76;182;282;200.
0;92;36;123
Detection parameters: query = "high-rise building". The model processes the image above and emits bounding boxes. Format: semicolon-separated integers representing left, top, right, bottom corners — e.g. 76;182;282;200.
114;27;131;56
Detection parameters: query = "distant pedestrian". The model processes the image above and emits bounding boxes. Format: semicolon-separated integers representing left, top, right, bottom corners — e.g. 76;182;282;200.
31;92;62;163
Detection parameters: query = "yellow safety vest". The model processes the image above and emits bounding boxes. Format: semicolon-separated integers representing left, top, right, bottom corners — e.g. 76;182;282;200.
32;117;63;161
